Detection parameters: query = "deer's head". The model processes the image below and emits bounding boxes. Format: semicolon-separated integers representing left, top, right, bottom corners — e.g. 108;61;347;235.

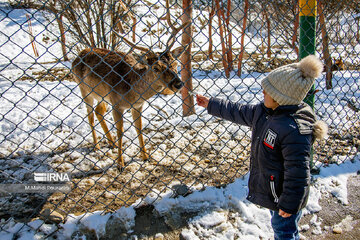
120;6;191;95
140;47;185;95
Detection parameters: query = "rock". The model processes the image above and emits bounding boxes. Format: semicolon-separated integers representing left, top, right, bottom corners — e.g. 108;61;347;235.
154;233;164;240
71;230;86;239
104;214;129;240
163;212;186;230
171;184;191;198
39;208;64;224
73;228;98;240
333;226;343;234
299;224;310;232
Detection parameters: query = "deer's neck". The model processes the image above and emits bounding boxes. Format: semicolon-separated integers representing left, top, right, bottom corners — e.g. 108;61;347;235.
131;72;162;100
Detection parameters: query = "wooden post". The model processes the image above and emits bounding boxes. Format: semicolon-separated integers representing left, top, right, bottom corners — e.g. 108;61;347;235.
181;0;195;116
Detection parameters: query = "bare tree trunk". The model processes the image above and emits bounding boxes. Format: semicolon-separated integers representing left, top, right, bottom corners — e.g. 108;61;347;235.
26;14;39;58
318;0;332;89
60;1;91;47
226;0;233;71
99;1;107;48
110;2;117;49
208;3;215;60
93;1;103;47
262;4;271;58
357;17;360;42
81;1;96;47
215;0;229;78
237;0;249;76
292;0;299;56
181;0;195;116
49;1;68;61
56;15;69;61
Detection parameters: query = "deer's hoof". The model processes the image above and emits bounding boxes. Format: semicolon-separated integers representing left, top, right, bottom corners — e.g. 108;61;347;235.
142;154;150;162
93;144;100;151
115;163;125;172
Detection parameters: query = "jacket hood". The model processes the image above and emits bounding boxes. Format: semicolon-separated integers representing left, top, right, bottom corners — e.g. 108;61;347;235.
292;103;328;140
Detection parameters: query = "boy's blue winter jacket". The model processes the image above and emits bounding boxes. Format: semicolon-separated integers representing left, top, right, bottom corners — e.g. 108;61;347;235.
207;98;318;214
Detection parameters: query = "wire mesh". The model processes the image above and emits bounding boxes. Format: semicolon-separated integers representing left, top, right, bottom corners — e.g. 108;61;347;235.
0;0;359;238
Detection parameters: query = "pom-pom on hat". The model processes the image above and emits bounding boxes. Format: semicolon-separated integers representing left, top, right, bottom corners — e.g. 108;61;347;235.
261;55;323;106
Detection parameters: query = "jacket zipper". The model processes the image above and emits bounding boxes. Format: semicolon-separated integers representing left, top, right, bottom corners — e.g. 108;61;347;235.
253;114;271;163
270;175;279;203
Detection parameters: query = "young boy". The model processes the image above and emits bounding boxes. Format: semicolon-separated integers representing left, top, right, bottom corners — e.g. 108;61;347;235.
196;55;328;240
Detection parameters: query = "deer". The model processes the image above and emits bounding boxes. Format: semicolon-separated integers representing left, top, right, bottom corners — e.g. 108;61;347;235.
71;19;190;170
331;57;344;71
323;57;345;72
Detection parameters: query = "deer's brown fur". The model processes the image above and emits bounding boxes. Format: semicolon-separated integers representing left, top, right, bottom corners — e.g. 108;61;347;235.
72;47;185;169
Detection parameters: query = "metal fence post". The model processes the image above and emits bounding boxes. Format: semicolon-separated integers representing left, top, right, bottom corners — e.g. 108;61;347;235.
299;0;317;169
299;0;317;106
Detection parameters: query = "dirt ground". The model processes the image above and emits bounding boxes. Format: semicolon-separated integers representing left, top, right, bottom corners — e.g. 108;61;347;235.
97;173;360;240
39;115;359;220
301;174;360;240
104;174;360;240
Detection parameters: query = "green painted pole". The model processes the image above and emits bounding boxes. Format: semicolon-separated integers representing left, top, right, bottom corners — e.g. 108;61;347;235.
299;0;317;170
299;0;317;107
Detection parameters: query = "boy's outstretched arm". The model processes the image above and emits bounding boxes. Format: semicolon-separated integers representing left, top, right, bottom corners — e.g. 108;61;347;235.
196;94;209;108
196;94;255;127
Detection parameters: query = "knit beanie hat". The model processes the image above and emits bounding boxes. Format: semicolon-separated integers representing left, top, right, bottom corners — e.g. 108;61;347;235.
261;55;323;106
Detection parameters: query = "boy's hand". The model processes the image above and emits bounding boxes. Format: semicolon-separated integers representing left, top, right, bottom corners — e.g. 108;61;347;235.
279;209;292;218
196;94;210;108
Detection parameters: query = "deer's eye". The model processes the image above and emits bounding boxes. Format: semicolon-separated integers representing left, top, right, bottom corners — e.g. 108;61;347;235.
152;61;167;72
152;65;161;72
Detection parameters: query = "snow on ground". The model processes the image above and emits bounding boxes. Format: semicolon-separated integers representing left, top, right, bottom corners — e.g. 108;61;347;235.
0;1;360;239
0;157;359;239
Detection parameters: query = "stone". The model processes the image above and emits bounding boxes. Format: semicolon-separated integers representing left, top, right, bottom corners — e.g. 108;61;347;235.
39;208;64;224
154;233;164;240
104;214;129;240
171;184;191;198
333;227;343;234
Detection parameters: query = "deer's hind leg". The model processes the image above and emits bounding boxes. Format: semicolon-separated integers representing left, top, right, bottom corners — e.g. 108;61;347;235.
95;101;115;148
81;92;100;150
112;108;125;169
131;107;149;161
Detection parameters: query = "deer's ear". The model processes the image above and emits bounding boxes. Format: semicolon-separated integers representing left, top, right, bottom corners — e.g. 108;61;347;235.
171;46;186;59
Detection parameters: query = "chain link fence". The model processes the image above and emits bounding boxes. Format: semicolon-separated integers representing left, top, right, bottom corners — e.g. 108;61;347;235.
0;0;359;238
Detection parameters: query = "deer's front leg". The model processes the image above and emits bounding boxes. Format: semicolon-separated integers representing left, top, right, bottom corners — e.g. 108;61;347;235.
95;102;115;148
112;109;125;169
131;107;149;161
87;110;99;150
